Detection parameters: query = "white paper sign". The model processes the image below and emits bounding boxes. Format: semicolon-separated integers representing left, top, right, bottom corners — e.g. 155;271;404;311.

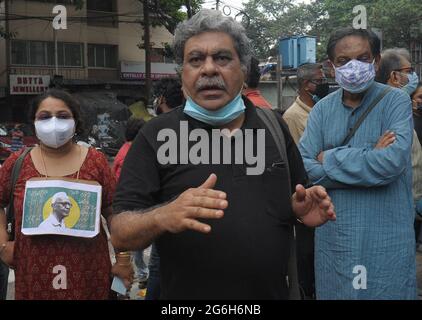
21;178;102;238
10;75;50;95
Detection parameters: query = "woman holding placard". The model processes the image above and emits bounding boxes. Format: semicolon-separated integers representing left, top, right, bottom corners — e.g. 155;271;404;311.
0;89;133;299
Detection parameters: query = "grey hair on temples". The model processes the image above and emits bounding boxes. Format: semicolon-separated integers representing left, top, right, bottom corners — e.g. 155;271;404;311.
173;9;251;72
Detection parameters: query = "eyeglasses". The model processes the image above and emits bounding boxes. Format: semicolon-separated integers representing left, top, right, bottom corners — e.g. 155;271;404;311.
56;202;72;209
394;67;414;74
310;78;328;85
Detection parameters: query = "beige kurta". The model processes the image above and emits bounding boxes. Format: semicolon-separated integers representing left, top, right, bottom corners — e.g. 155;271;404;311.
283;97;312;145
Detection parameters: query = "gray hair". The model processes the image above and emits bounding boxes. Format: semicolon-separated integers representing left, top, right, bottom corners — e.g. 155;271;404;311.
376;48;410;84
173;9;251;71
52;192;70;205
297;63;322;88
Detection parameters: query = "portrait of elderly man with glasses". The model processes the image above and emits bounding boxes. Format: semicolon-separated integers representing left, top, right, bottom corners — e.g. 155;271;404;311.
38;192;72;232
111;9;335;300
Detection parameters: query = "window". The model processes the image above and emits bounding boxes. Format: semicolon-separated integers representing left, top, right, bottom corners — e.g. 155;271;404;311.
26;0;79;4
95;46;105;67
88;44;117;68
63;43;83;67
105;45;117;67
29;41;46;65
46;42;55;66
11;41;28;65
11;40;83;67
87;0;115;12
88;45;95;67
86;0;117;27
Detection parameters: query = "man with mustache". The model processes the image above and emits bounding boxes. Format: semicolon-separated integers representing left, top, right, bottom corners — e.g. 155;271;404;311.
110;9;335;299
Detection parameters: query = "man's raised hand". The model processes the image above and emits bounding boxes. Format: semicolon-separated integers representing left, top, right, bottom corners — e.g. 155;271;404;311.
292;184;336;227
156;174;227;234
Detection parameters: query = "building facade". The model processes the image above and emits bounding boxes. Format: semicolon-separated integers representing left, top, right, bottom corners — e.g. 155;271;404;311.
0;0;177;122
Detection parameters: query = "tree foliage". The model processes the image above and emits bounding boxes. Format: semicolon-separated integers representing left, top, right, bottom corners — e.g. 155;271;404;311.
242;0;422;60
242;0;318;58
313;0;422;58
145;0;203;35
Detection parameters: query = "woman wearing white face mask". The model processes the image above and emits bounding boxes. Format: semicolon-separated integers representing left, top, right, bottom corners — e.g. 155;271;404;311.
0;89;133;300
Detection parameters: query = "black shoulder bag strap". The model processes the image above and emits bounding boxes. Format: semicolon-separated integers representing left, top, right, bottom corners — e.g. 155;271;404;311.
256;107;301;300
341;86;393;146
6;147;33;241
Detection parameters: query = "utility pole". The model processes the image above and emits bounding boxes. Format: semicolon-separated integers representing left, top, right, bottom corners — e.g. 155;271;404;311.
216;0;220;11
5;0;10;93
143;0;151;107
277;54;283;109
185;0;192;18
53;29;59;74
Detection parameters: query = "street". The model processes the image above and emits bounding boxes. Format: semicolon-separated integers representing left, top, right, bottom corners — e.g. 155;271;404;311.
6;247;422;300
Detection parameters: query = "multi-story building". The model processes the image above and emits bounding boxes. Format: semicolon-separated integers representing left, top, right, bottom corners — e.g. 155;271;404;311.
0;0;177;122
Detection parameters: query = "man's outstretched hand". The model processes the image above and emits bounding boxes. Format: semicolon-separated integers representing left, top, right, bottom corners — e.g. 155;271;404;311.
292;184;336;227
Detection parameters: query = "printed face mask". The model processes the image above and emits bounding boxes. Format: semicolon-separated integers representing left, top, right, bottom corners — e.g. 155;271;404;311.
334;59;376;94
35;117;75;148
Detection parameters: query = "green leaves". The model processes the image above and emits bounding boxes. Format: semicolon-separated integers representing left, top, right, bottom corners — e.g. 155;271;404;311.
74;0;85;10
242;0;422;60
242;0;323;58
144;0;203;34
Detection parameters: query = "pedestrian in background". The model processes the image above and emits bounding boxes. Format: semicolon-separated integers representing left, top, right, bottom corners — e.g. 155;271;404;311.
412;82;422;144
147;76;184;300
283;62;329;299
10;124;24;152
377;48;422;246
243;57;272;109
300;28;417;299
112;118;148;288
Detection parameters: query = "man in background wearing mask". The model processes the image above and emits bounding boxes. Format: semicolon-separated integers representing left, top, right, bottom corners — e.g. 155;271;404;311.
299;28;417;299
377;48;422;251
377;48;419;96
412;82;422;144
283;63;329;145
282;62;329;300
110;9;336;299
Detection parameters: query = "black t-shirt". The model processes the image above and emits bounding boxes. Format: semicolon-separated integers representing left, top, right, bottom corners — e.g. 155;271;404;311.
113;98;307;299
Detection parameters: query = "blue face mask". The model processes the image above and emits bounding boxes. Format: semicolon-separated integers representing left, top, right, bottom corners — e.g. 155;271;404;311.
183;93;246;126
334;59;376;94
401;72;419;95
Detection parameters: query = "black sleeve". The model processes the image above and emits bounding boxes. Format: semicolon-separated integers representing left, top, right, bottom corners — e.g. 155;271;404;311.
274;109;309;190
112;129;160;214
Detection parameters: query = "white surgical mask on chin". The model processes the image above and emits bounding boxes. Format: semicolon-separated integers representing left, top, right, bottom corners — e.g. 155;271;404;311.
35;117;75;148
